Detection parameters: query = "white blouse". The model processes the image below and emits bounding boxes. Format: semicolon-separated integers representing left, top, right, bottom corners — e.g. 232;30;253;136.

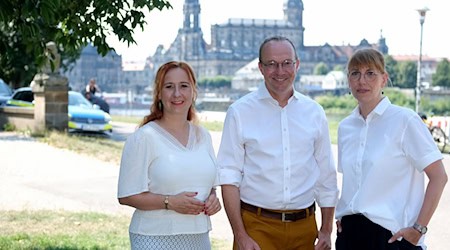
336;97;442;248
117;121;218;235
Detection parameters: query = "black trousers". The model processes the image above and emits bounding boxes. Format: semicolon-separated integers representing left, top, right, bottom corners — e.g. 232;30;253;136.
336;214;422;250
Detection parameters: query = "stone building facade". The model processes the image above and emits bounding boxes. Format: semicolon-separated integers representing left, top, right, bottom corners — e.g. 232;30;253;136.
151;0;389;81
63;45;122;93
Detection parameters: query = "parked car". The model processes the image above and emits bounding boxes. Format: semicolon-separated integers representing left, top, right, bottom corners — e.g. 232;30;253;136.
82;90;110;113
7;87;112;133
0;79;13;106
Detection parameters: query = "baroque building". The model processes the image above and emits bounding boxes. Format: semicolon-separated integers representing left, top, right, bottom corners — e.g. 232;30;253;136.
63;44;122;93
151;0;388;81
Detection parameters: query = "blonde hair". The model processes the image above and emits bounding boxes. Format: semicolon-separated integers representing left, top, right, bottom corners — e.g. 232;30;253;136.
346;48;386;75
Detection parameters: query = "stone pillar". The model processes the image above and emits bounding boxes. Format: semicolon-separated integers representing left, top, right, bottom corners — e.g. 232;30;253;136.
31;42;69;132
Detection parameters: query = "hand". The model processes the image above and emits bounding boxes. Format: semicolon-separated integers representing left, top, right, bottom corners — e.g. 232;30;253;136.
204;191;221;216
389;227;421;246
315;229;332;250
336;220;342;233
235;233;261;250
168;192;205;215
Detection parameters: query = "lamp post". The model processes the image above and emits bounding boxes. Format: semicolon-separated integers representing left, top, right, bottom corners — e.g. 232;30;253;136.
415;6;429;113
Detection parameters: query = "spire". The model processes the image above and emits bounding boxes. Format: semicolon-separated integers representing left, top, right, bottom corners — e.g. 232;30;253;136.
183;0;201;31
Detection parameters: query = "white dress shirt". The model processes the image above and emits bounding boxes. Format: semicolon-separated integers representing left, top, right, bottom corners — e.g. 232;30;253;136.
217;83;338;209
336;97;443;248
118;122;218;235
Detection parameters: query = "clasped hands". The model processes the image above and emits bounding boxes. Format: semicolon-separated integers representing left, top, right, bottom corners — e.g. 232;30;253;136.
168;191;221;216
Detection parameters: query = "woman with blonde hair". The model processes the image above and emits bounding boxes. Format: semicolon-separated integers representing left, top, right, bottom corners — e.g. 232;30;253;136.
335;48;447;250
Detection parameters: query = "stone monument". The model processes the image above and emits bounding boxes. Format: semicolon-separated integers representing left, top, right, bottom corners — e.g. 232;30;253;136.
31;41;69;132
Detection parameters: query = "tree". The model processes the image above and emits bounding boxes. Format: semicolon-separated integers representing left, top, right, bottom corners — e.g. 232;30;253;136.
198;76;232;89
333;64;344;71
394;61;416;88
384;55;398;87
432;59;450;87
0;0;172;88
313;62;329;75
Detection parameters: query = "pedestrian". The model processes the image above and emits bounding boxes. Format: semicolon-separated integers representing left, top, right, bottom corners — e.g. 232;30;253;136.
85;78;101;95
117;61;222;250
217;36;338;250
335;48;448;250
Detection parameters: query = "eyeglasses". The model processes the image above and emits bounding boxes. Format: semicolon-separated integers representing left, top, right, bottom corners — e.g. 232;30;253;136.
260;59;296;70
348;70;380;82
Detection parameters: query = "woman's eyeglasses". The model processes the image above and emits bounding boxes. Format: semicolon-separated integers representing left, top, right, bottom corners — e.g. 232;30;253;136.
348;70;379;82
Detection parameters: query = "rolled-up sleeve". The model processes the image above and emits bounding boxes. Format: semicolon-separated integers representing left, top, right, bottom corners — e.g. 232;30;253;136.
314;113;339;207
217;107;245;187
403;115;443;172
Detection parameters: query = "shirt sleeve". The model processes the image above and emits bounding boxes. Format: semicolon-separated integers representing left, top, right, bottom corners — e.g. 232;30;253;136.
117;129;154;198
402;115;443;172
217;107;245;187
314;110;339;207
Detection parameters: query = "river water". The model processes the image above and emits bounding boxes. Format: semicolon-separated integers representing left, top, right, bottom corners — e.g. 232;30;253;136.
110;108;227;122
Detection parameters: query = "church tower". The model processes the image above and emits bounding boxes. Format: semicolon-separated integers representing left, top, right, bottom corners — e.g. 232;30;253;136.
180;0;207;60
283;0;305;49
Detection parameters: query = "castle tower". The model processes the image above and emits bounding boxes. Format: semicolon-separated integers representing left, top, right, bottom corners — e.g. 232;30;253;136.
183;0;201;31
283;0;305;49
180;0;207;60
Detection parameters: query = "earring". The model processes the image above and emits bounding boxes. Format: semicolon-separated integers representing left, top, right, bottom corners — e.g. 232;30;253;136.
382;91;384;95
348;92;351;95
157;100;162;110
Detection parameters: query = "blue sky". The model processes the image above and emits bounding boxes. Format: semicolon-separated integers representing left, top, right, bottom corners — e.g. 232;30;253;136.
108;0;450;62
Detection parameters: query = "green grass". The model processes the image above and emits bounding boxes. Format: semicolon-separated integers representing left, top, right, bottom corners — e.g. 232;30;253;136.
111;115;224;132
0;210;129;249
0;210;231;250
111;115;142;124
37;130;125;165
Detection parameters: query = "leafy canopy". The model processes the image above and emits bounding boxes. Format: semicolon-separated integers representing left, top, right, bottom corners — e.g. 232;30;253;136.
0;0;172;87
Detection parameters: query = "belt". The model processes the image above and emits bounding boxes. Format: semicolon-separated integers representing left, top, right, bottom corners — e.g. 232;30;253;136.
240;201;315;222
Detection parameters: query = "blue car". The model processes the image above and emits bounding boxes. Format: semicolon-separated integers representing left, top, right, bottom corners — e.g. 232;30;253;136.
0;79;13;106
7;87;112;133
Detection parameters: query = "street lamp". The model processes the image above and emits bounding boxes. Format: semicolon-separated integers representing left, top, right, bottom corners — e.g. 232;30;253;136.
415;6;429;113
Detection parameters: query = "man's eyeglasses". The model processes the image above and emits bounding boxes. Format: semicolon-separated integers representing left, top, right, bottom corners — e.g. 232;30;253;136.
348;70;379;82
261;59;296;70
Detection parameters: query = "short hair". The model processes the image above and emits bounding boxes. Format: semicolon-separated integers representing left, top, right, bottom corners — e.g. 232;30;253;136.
346;48;386;75
258;36;298;62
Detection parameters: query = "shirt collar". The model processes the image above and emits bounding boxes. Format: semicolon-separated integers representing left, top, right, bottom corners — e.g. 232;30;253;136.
351;96;391;119
256;82;301;101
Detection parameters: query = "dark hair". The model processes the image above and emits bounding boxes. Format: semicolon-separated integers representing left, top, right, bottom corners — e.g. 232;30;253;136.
258;36;298;62
140;61;198;127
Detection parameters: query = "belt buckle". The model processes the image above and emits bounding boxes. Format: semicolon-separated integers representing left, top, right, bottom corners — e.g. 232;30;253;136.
281;213;293;222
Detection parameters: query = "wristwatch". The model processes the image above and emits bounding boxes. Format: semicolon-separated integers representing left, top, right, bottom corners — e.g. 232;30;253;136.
164;196;169;209
413;222;428;234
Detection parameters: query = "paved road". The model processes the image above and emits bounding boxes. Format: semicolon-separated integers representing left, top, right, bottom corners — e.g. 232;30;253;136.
1;125;449;249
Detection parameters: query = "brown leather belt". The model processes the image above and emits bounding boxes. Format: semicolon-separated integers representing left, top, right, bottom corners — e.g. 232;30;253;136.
241;201;315;222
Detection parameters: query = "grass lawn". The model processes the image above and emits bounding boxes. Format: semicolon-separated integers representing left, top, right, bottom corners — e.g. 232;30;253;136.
0;210;231;249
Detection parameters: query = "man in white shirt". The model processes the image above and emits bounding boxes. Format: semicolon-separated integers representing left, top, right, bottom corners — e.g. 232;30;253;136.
217;36;339;250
